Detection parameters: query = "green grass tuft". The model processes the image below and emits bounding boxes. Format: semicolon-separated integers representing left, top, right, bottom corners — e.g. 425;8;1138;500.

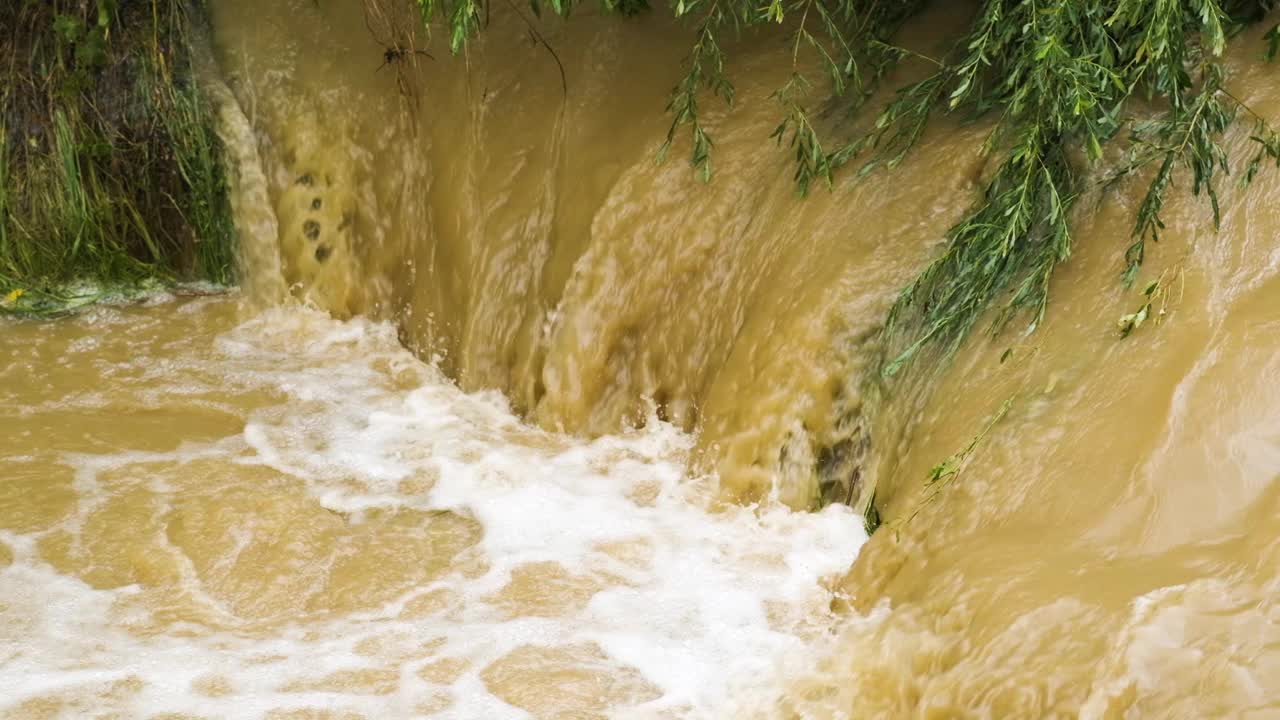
0;0;235;311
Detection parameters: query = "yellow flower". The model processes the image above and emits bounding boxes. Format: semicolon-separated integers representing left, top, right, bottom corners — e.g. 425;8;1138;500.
2;289;24;306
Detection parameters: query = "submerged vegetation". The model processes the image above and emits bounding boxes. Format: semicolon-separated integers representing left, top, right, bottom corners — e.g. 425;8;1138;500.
0;0;234;314
404;0;1280;374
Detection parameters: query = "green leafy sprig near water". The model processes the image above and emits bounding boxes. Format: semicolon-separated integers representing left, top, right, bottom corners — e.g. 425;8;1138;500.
862;0;1278;375
866;395;1013;536
1116;267;1184;337
645;0;1276;331
402;0;1280;379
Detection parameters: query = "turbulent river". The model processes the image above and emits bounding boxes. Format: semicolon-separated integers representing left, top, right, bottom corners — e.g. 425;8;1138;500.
4;0;1280;717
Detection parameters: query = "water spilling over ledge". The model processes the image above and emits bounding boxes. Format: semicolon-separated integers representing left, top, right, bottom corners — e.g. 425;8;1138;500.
206;0;1001;510
3;0;1280;716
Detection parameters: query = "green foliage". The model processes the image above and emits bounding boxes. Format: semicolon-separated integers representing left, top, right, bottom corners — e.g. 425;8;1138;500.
0;0;236;301
886;396;1013;534
924;400;1009;482
1243;118;1280;181
681;0;929;188
660;20;734;181
0;124;10;281
1117;282;1158;337
1117;267;1182;336
867;0;1260;373
664;0;1279;375
154;39;238;285
408;0;1280;378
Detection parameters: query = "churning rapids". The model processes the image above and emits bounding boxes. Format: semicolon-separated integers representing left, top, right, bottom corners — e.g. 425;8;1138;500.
5;0;1280;718
1;298;863;717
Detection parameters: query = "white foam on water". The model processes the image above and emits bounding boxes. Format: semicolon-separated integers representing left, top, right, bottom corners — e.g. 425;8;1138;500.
1;302;866;718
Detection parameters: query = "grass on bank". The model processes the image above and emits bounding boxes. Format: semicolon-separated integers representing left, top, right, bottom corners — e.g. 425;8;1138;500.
0;0;234;317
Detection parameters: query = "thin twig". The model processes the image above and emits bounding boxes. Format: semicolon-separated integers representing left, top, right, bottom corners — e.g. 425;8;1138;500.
499;0;567;97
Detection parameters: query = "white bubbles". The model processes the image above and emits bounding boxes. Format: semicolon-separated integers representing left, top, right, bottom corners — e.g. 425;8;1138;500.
1;301;866;718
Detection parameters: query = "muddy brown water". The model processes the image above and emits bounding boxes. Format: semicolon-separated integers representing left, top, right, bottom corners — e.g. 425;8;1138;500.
3;1;1280;717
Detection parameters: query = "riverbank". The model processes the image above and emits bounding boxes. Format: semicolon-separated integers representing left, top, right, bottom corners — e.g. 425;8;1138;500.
0;0;235;316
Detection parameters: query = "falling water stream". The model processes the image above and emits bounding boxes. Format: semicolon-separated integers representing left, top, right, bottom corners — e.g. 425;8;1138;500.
3;1;1280;717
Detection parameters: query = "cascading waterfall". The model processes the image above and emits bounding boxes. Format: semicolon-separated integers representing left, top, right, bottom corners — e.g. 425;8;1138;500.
205;0;996;510
2;0;1280;717
202;1;1280;715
